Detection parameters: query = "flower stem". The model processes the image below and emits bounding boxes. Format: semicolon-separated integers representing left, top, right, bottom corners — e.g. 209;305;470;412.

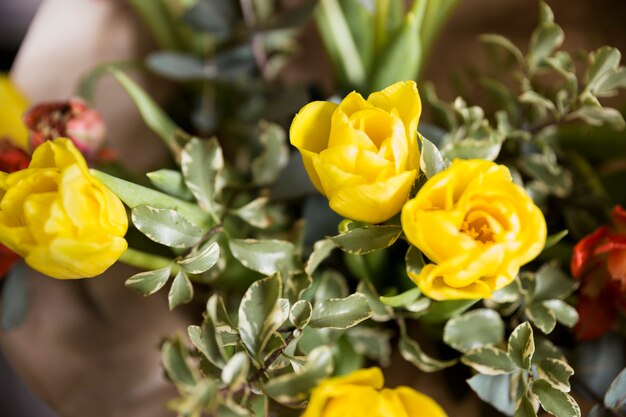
118;247;174;272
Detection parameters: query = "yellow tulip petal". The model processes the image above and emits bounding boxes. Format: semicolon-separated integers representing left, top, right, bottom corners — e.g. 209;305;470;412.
0;75;29;150
368;81;421;141
336;91;372;117
328;110;377;150
392;386;448;417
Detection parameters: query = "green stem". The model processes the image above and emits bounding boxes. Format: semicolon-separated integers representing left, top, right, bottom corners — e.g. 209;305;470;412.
119;247;177;272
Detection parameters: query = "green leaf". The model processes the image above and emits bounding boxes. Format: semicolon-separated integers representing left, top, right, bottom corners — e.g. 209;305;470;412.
399;330;456;373
181;137;224;216
508;322;535;370
537;358;574;392
542;299;579;328
421;299;478;323
467;374;515;416
357;280;393;322
340;0;375;73
443;309;505;353
132;205;204;249
405;245;425;276
442;135;504;161
533;262;578;302
604;367;626;411
532;379;581;417
597;67;626;93
370;9;422;91
146;52;206;81
586;47;622;92
182;0;236;37
526;302;557;334
169;379;218;416
178;242;220;274
544;230;568;250
231;197;272;229
346;327;392;367
162;336;197;390
517;154;572;198
125;264;172;296
221;352;250;388
169;270;194;310
380;287;421;308
238;275;284;360
331;225;402;255
533;337;566;363
461;346;517;375
420;136;447;178
309;293;372;329
519;90;556;113
573;106;626;130
111;70;183;159
0;263;28;331
92;170;209;227
538;1;554;24
313;270;349;303
228;239;298;275
289;300;313;329
515;395;538;417
188;319;227;368
480;34;524;65
528;23;564;71
252;121;289;185
146;169;194;200
304;239;336;276
263;345;334;403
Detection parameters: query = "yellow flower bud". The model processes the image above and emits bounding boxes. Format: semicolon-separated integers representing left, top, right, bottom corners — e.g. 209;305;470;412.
0;75;29;150
290;81;421;224
401;159;547;300
0;138;128;279
303;367;447;417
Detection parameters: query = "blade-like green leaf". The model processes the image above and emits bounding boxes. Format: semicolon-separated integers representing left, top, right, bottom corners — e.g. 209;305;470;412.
309;293;372;329
132;205;204;249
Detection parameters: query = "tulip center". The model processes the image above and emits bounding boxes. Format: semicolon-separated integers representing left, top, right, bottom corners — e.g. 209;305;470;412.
461;215;494;244
351;110;393;149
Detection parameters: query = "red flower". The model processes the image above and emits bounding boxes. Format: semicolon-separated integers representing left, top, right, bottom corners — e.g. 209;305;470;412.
23;98;107;157
0;139;30;278
571;206;626;340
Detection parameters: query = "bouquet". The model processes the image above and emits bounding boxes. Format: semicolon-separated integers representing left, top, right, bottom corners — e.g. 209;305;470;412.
1;1;625;416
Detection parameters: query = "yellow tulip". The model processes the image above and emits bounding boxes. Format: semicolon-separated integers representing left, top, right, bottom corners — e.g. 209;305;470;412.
0;138;128;279
401;159;547;300
303;367;447;417
290;81;421;224
0;75;29;150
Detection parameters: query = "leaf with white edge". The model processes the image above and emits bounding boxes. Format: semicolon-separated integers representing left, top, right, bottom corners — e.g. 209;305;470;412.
178;241;220;274
442;136;504;162
533;337;566;363
586;47;622;92
309;293;372;329
357;280;393;322
289;300;312;329
480;34;525;65
399;332;457;373
467;374;515;416
461;346;517;375
313;270;349;302
169;379;218;416
111;70;183;159
544;230;568;250
526;302;557;334
168;270;194;310
528;23;564;71
515;395;538;417
420;136;447;178
229;238;298;275
181;137;224;216
92;170;209;227
221;352;250;388
491;279;523;304
231;197;272;229
252;121;289;185
305;239;336;276
405;298;432;314
162;336;197;390
573;106;626;130
604;367;626;411
543;299;579;328
597;67;626;94
238;275;284;360
346;327;392;367
509;322;535;370
532;379;581;417
443;309;505;353
539;1;554;23
147;169;194;200
520;91;556;112
263;345;334;403
188;319;227;368
132;205;203;249
330;225;402;255
380;288;421;308
537;358;574;392
533;262;578;302
125;264;172;296
405;245;426;276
